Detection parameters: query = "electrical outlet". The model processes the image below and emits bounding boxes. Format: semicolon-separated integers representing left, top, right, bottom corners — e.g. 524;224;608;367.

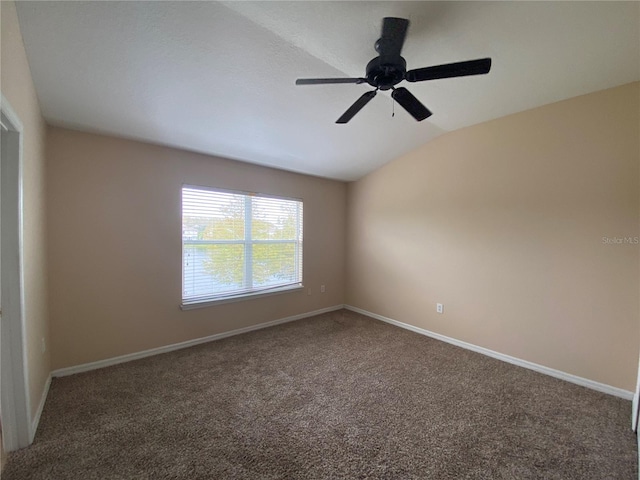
307;288;312;296
436;303;444;314
320;285;325;293
41;337;46;353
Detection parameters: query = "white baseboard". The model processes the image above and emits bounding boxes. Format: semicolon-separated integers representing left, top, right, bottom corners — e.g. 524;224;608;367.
29;374;51;442
345;305;633;400
52;305;344;378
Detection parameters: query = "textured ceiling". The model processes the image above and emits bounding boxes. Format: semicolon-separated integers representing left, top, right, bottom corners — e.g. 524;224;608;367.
15;1;640;181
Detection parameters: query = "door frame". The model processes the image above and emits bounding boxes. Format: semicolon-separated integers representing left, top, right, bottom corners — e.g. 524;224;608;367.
0;93;31;451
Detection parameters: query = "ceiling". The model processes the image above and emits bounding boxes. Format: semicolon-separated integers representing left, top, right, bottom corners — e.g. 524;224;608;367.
15;1;640;181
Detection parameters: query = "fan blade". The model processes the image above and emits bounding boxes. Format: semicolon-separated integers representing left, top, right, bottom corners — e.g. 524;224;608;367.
391;87;432;121
296;78;365;85
376;17;409;58
406;58;492;82
336;90;377;124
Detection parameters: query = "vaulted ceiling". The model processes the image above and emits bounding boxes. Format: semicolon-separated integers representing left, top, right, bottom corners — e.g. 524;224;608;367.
16;1;640;180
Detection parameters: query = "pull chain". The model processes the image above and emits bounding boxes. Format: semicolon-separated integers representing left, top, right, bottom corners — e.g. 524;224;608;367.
392;97;395;118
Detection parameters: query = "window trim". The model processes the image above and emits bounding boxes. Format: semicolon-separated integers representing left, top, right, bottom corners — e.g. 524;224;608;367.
181;184;304;309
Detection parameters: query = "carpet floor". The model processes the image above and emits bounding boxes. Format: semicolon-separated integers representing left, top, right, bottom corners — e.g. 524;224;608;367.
3;309;637;479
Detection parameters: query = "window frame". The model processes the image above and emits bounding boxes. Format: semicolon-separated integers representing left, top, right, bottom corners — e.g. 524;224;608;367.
180;184;304;309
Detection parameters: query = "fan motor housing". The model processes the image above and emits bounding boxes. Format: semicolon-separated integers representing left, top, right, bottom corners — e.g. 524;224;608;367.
365;56;407;90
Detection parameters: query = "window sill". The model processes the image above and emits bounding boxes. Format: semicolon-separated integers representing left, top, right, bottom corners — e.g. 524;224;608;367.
180;284;304;310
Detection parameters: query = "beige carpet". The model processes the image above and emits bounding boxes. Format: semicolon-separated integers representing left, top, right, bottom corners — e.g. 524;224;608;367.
4;309;637;479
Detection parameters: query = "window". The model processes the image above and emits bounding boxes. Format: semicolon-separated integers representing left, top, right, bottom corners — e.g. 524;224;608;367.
182;186;303;307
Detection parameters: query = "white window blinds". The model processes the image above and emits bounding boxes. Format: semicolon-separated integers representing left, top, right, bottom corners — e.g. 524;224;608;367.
182;186;303;305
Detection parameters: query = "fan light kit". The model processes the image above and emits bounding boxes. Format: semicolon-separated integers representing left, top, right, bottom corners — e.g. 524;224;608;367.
296;17;492;124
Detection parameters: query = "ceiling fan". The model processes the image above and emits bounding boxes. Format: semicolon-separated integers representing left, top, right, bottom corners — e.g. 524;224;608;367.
295;17;492;124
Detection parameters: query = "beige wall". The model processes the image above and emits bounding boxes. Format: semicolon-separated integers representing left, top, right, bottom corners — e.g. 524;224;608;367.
46;128;347;370
1;0;51;420
346;82;640;391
